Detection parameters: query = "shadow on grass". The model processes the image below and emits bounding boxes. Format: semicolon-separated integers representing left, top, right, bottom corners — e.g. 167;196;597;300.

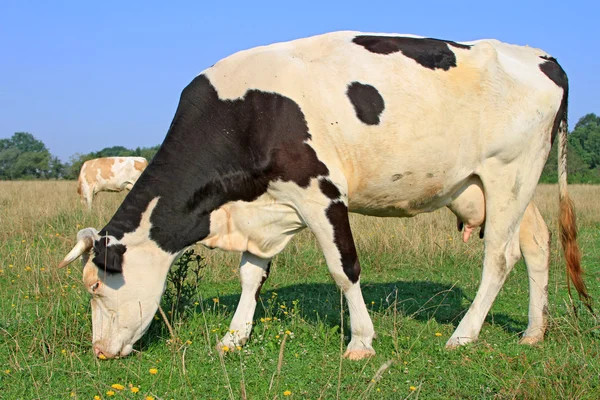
139;280;528;351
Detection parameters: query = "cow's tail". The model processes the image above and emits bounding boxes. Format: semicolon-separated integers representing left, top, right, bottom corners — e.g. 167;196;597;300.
557;112;593;313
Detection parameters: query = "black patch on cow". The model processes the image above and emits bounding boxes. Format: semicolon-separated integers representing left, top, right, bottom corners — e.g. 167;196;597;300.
92;237;126;274
319;179;341;200
346;82;385;125
352;35;471;71
325;201;360;283
539;56;569;145
99;74;329;254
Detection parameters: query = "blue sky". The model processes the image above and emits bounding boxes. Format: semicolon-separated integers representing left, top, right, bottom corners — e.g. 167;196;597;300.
1;0;598;161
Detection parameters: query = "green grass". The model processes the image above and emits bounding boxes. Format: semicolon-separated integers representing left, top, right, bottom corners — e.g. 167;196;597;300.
1;182;599;399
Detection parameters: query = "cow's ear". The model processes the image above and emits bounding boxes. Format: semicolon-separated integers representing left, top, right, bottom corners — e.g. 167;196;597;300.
92;238;126;274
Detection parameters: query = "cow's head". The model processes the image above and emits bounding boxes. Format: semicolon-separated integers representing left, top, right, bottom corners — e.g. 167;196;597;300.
58;199;177;359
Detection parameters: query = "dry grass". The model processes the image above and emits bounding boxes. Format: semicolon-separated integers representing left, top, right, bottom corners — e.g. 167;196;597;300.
1;181;599;276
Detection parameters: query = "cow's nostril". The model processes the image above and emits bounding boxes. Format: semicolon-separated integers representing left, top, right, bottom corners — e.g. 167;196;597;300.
94;345;107;359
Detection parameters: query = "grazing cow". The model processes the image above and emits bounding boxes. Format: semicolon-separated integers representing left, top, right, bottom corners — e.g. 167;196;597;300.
58;31;590;360
77;157;148;209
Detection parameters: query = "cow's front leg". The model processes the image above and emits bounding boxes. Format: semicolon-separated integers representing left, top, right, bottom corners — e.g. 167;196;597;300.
217;252;271;352
299;196;375;360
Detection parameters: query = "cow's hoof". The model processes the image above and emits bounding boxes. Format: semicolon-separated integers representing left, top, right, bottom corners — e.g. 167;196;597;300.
519;335;543;346
343;348;376;360
445;336;472;349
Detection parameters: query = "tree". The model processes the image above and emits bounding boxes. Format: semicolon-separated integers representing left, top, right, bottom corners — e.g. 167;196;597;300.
539;113;600;184
0;132;65;180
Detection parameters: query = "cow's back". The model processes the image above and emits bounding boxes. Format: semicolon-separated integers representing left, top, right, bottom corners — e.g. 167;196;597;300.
202;31;564;216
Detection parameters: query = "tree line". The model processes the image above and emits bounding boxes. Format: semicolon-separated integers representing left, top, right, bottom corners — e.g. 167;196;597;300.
0;135;159;180
1;113;600;182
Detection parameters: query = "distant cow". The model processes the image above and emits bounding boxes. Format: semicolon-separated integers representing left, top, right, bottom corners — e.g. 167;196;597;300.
59;31;590;360
77;157;148;209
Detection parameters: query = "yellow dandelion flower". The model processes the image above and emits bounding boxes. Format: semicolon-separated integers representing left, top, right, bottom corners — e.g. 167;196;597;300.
145;397;155;400
94;396;101;400
221;345;230;352
111;384;125;390
70;392;76;397
409;386;417;391
21;239;26;243
24;295;29;299
435;332;442;337
280;304;286;309
149;368;158;375
25;266;31;271
194;301;199;305
56;233;60;236
61;349;66;354
106;390;115;396
131;387;140;393
4;369;10;374
377;388;381;392
283;311;288;315
40;267;45;271
285;330;291;335
98;354;107;360
283;390;292;396
186;340;192;345
260;318;265;323
9;264;13;268
275;335;280;339
230;329;236;334
211;329;217;332
212;298;219;303
236;345;242;351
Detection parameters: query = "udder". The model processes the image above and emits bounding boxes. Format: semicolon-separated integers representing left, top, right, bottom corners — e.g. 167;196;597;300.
447;177;485;243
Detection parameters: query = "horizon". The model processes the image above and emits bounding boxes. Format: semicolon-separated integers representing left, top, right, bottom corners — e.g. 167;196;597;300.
1;1;598;161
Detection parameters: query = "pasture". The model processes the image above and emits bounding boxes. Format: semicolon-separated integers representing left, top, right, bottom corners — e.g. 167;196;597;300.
1;181;599;399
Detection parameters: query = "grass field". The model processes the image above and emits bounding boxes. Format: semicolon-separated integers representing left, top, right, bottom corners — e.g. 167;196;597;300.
1;181;599;399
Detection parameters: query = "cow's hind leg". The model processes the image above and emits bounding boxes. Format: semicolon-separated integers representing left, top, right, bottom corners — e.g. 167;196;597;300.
519;202;550;345
295;181;375;360
447;169;536;348
217;252;271;352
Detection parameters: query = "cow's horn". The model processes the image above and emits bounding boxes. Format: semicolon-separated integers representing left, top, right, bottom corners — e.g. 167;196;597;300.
58;233;95;268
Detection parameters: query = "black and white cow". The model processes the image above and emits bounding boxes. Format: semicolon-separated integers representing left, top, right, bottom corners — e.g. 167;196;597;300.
59;31;590;360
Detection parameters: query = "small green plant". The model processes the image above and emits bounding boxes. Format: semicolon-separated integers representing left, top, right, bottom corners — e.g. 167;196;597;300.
164;248;205;315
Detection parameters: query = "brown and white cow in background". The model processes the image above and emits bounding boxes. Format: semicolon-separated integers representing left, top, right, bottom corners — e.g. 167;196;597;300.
77;157;148;209
59;31;591;360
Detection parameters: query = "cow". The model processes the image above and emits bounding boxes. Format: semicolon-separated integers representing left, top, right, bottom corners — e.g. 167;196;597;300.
58;31;590;360
77;157;148;209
